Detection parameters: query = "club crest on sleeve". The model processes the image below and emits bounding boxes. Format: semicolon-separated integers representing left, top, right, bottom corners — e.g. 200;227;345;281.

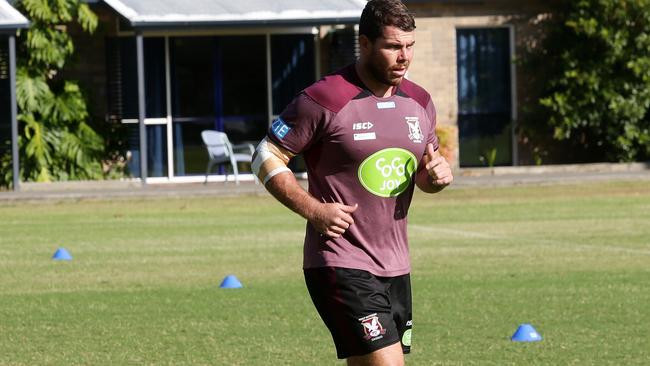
271;118;291;139
359;313;386;341
405;117;423;143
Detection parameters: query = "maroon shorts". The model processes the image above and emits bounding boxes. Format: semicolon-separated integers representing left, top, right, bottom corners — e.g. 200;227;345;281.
304;267;412;359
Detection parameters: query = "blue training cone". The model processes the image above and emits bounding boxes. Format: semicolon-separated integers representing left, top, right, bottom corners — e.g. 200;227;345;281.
511;323;542;342
220;275;243;289
52;247;73;261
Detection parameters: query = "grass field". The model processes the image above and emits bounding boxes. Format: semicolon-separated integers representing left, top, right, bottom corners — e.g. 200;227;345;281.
1;181;649;365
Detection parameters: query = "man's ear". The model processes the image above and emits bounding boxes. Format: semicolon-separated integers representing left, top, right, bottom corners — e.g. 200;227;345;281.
358;34;371;55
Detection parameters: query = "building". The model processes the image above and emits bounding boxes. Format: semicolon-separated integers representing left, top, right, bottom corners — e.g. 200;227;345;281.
0;0;28;190
7;0;554;184
75;0;364;183
403;0;552;167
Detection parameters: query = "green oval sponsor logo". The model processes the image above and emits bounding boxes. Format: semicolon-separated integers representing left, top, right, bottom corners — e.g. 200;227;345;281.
358;148;417;197
402;329;412;347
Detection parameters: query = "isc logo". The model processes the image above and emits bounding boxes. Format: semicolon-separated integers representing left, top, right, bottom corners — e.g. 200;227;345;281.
353;122;374;130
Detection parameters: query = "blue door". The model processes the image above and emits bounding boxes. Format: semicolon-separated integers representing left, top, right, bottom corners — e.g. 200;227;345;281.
456;28;513;167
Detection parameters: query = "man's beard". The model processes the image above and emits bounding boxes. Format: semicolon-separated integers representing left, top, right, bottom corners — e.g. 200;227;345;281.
367;57;408;87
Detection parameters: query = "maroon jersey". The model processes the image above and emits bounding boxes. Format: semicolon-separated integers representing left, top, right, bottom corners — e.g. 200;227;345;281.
268;64;438;277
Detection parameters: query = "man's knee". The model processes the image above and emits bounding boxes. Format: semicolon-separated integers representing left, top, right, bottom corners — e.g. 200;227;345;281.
346;342;405;366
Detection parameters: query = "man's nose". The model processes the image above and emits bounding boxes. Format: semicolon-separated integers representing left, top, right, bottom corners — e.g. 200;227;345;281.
397;47;407;62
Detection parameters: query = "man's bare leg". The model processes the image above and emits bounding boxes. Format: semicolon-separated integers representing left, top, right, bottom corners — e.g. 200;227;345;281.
346;342;404;366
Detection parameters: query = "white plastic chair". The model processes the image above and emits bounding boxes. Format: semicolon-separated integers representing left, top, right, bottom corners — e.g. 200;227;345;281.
201;130;255;184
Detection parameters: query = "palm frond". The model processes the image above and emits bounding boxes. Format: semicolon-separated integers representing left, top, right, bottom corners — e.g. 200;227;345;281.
16;68;52;111
21;0;54;22
77;3;98;33
49;82;88;125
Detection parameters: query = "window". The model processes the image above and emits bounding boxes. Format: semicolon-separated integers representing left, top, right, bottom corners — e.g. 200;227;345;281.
0;36;10;156
220;36;268;143
456;28;512;167
171;36;267;176
171;37;215;119
271;34;315;115
106;37;167;177
105;32;319;179
125;124;168;178
324;26;358;74
106;37;166;121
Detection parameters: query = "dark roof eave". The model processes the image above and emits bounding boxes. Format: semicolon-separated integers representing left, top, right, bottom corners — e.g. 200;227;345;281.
129;17;359;30
0;23;29;31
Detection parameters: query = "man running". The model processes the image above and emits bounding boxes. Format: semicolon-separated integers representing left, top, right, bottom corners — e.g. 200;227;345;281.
252;0;453;364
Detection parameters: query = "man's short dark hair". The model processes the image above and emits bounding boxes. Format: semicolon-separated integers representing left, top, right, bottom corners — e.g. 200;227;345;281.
359;0;416;42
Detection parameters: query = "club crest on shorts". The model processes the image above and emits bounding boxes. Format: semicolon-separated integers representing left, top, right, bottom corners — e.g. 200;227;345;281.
359;313;386;341
405;117;423;143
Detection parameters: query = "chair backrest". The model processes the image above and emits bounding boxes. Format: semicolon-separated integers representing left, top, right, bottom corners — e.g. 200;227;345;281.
201;130;233;159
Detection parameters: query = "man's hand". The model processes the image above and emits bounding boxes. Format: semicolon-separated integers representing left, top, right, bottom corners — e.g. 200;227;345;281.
416;143;453;193
425;143;453;186
263;169;358;238
309;202;358;238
